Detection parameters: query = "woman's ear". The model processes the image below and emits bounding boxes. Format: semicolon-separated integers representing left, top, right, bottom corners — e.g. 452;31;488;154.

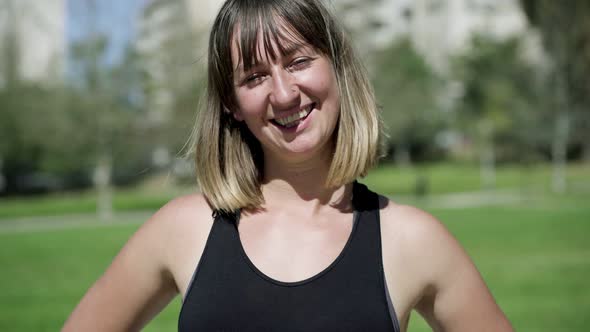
224;105;244;122
232;109;244;122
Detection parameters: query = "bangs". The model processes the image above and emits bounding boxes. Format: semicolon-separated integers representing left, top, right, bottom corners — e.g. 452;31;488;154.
231;2;331;71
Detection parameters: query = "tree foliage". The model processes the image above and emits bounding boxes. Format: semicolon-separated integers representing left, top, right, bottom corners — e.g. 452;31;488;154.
519;0;590;158
0;30;146;194
452;34;540;187
135;0;206;171
453;35;540;159
372;39;443;163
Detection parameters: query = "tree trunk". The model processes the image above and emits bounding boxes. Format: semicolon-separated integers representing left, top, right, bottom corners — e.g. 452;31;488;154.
478;121;496;189
551;112;569;194
480;142;496;190
394;142;412;167
582;139;590;163
0;156;5;193
93;154;113;221
581;114;590;162
551;60;570;194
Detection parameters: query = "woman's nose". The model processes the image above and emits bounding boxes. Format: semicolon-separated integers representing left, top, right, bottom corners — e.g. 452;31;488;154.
269;70;299;109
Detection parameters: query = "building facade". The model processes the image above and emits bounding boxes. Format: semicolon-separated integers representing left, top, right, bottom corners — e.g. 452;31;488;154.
135;0;224;125
334;0;528;73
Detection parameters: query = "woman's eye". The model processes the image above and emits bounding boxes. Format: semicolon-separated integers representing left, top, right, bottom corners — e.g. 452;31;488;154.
244;73;265;86
289;57;311;70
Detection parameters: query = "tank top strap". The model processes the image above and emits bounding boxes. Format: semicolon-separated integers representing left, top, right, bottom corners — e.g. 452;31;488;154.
340;181;382;269
347;182;400;331
352;180;380;211
208;209;242;254
349;181;382;257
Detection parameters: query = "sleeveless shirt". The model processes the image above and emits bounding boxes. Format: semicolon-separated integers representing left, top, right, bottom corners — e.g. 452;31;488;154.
178;182;401;331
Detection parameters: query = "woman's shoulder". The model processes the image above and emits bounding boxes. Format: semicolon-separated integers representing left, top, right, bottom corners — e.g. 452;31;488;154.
377;193;486;291
146;192;214;235
154;192;212;220
128;193;214;254
136;193;216;293
378;196;445;241
377;195;466;273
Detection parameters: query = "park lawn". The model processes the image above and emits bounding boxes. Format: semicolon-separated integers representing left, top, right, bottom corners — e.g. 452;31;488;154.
0;188;182;219
362;162;590;196
0;199;589;332
0;220;182;332
1;162;588;220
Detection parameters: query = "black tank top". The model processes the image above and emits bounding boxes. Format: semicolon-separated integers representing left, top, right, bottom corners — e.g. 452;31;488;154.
178;182;401;331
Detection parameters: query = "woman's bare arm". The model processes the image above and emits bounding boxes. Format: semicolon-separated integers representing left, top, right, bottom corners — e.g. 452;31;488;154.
62;195;209;332
382;203;514;332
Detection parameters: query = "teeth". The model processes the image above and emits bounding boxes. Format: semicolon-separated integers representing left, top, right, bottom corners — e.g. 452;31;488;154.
275;105;313;127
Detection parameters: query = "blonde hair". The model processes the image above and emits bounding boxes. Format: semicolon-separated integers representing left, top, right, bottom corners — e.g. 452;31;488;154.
194;0;381;213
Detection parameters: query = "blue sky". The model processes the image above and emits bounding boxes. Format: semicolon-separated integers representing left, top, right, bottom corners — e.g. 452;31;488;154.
67;0;147;65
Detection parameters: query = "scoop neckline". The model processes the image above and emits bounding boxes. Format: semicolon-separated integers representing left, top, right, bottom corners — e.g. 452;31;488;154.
234;191;360;287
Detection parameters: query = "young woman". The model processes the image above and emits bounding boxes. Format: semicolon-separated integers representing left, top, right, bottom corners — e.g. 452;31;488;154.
63;0;514;331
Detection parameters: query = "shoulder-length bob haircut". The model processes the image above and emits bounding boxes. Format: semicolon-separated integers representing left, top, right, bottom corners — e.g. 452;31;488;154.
194;0;382;213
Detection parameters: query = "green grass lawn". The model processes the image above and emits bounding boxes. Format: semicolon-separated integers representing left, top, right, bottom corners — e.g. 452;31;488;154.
1;162;588;330
1;162;588;219
0;188;182;219
1;199;588;331
362;162;590;196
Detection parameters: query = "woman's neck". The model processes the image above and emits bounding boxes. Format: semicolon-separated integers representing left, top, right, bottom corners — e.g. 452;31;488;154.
259;150;353;214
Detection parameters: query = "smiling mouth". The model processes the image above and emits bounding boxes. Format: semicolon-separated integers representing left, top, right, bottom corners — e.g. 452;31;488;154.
271;103;316;128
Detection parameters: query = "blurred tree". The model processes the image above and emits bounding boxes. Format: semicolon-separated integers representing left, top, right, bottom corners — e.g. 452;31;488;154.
0;84;61;192
520;0;590;192
135;0;204;174
372;38;443;165
106;45;155;184
69;0;138;220
0;0;23;193
0;0;82;193
453;35;537;188
0;0;148;199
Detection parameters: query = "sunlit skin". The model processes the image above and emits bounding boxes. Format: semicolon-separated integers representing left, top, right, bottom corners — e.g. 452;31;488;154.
229;30;357;290
62;22;514;332
231;34;341;174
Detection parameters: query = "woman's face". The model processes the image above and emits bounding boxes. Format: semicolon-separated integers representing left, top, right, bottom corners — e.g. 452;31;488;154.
231;26;341;164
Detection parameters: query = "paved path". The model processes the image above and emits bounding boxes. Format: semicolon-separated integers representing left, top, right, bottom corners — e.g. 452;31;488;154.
394;189;526;209
0;190;526;234
0;211;151;234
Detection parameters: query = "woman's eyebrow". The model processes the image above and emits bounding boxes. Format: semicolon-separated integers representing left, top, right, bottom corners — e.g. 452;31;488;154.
233;62;261;75
281;42;311;57
233;42;310;74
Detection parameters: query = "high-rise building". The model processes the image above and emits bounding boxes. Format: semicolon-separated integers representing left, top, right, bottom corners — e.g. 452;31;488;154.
185;0;225;33
135;0;224;125
0;0;66;86
408;0;528;73
335;0;528;73
135;0;224;168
